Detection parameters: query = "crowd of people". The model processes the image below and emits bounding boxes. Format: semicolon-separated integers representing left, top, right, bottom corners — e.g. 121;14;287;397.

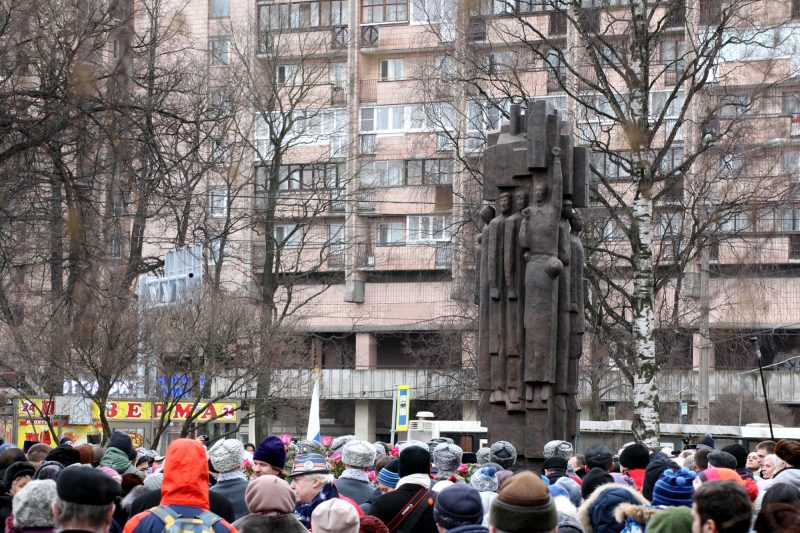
0;431;799;533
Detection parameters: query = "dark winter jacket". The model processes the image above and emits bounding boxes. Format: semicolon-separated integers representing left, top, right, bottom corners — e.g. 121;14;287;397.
577;483;648;533
0;495;11;533
294;482;338;529
123;440;235;533
368;482;438;533
233;513;308;533
128;488;235;523
335;478;376;505
447;525;488;533
209;477;249;520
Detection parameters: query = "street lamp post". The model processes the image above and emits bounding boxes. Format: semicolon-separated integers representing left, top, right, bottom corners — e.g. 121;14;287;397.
751;337;774;440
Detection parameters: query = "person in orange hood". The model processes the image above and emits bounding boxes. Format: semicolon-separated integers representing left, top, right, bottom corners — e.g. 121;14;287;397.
123;439;237;533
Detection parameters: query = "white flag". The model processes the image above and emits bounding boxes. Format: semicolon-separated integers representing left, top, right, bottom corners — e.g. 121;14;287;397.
306;374;321;443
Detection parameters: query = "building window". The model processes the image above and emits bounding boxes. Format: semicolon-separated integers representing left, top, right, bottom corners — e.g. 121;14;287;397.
660;39;685;84
592;151;631;180
361;106;406;132
377;220;405;244
779;205;800;232
330;62;347;90
112;39;121;59
782;91;800;114
658;148;684;176
209;87;230;116
362;0;408;23
545;48;566;87
210;0;230;18
277;64;299;85
407;159;453;185
603;216;628;241
361;160;405;187
209;187;228;217
411;0;451;22
488;51;516;75
211;139;228;164
210;38;230;66
651;90;685;119
784;151;800;175
407;215;451;243
657;211;683;237
275;224;300;247
379;59;404;81
718;153;745;178
718;94;749;118
111;235;123;258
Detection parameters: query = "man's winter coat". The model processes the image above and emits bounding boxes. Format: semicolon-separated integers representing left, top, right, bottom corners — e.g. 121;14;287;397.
335;477;375;505
233;514;306;533
209;476;248;521
367;480;437;533
122;439;236;533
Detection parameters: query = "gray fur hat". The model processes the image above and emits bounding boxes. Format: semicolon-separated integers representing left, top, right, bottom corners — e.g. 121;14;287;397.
342;440;377;468
13;480;56;529
433;443;463;473
330;435;358;452
470;466;498;492
428;437;454;454
476;447;491;465
143;471;163;491
296;440;325;454
373;442;388;459
543;440;574;460
490;441;517;469
33;461;64;481
208;439;244;474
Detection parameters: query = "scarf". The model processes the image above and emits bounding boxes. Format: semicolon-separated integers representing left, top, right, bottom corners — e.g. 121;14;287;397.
294;481;337;529
396;473;432;489
218;470;248;483
339;468;370;483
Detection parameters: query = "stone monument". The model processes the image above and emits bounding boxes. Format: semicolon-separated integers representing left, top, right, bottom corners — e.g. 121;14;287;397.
477;100;588;460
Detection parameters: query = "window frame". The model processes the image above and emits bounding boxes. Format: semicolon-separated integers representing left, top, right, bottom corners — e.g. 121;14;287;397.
406;214;452;243
275;223;301;247
377;219;406;245
209;187;229;217
362;0;409;24
379;58;404;81
210;0;230;18
209;37;230;66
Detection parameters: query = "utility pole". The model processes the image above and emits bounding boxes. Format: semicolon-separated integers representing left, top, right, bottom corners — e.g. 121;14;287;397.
697;245;710;424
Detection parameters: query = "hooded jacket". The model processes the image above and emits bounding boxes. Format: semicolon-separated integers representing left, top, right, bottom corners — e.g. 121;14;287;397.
123;439;235;533
577;483;649;533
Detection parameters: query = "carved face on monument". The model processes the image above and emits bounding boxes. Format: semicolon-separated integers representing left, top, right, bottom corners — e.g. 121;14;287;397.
514;189;529;211
497;193;512;215
532;177;549;204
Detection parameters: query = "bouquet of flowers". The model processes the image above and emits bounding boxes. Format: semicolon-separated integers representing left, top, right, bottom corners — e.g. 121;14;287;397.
242;457;255;480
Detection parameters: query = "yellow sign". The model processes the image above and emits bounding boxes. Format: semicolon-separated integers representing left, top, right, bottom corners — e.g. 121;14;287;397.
19;399;239;422
395;385;410;431
16;419;101;448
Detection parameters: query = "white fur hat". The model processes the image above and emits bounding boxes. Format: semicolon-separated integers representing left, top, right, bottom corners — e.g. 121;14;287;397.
13;480;56;529
342;440;377;468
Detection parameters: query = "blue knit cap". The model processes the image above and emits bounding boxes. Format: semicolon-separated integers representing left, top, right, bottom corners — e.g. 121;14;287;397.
253;436;286;470
378;459;400;488
651;468;696;507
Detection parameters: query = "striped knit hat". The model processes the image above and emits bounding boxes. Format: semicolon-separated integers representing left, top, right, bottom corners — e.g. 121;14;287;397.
651;468;696;507
377;458;400;488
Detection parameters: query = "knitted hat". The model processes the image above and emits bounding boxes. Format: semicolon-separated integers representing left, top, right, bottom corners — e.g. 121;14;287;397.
696;433;715;450
646;505;693;533
399;445;431;478
22;441;38;454
707;451;737;469
377;459;400;488
434;484;484;529
296;439;325;455
433;442;463;473
330;435;358;452
208;439;244;474
253;436;286;470
619;443;650;470
4;461;34;492
342;440;377;468
311;498;359;533
489;471;557;533
651;468;696;507
490;441;517;469
290;453;329;477
542;456;569;471
581;467;614;499
33;461;64;481
697;467;743;484
108;431;135;460
244;474;296;514
544;440;573;460
554;476;582;508
642;458;680;501
476;447;491;465
143;472;163;491
470;466;499;492
721;444;748;469
45;445;80;467
359;515;390;533
73;444;94;465
776;439;800;467
12;480;56;529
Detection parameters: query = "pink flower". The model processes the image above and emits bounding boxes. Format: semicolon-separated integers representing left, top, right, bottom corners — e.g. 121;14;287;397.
242;458;254;468
332;452;342;462
279;434;293;446
367;470;376;482
457;463;468;474
321;435;333;447
390;447;400;457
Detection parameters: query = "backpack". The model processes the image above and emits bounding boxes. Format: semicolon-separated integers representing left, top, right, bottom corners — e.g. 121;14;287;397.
148;505;221;533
